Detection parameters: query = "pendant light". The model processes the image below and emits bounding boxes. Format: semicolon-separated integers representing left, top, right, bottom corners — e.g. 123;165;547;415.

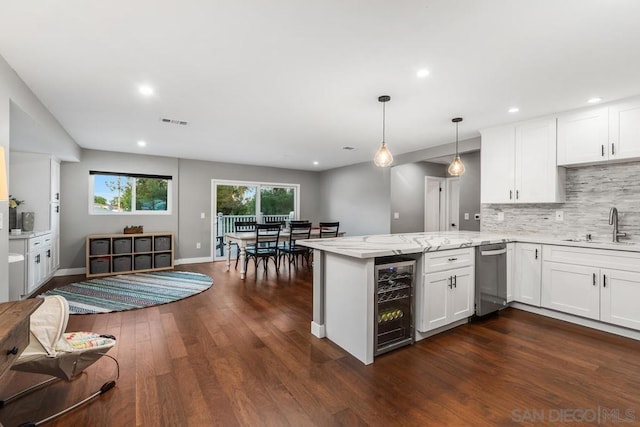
374;95;393;167
448;117;465;176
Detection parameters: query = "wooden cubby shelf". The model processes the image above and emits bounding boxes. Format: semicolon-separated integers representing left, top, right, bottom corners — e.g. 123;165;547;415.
86;232;174;278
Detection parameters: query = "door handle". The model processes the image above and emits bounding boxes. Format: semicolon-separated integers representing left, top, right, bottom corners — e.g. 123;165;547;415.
453;275;457;288
516;190;519;200
593;273;596;286
448;257;458;261
603;274;607;288
535;248;538;259
448;276;452;288
611;143;615;156
510;190;513;200
602;145;605;156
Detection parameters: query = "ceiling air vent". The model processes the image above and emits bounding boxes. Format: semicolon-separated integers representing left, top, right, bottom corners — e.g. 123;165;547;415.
159;117;188;126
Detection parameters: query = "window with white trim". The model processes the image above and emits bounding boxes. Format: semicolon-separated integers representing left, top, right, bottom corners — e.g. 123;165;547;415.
89;171;172;215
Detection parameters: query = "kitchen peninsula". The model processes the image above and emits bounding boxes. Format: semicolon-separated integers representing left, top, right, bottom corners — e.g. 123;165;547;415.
300;231;640;365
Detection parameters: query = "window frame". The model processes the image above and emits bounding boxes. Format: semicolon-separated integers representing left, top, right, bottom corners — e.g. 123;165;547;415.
89;171;173;215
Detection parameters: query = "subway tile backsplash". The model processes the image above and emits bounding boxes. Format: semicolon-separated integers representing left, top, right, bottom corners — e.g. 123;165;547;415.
481;161;640;242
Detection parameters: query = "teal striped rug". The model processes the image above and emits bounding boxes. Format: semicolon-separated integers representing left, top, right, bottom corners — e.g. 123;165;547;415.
42;271;213;314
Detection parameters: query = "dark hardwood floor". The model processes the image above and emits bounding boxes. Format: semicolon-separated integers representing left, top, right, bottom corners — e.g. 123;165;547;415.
2;261;640;426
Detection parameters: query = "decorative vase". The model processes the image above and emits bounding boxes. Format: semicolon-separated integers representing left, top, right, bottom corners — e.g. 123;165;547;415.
9;207;17;230
22;212;34;232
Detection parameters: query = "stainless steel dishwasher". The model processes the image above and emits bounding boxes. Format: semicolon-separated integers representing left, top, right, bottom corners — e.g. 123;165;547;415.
475;243;507;316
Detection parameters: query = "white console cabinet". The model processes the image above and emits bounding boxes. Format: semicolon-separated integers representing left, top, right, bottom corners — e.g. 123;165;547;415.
9;232;54;300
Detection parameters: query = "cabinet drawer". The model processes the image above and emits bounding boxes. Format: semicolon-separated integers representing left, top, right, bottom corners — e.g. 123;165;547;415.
0;315;29;375
543;245;640;272
423;248;474;273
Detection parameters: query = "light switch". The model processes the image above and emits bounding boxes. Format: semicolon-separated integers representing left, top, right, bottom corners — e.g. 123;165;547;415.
196;242;201;249
200;212;205;219
464;213;469;220
497;212;505;221
393;212;400;219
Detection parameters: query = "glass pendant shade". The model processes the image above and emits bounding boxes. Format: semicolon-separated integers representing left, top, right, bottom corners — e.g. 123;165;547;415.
374;142;393;167
448;117;465;176
447;155;465;176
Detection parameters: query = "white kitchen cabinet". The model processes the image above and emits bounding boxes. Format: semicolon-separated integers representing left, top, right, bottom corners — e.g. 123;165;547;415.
600;269;640;330
418;248;475;333
9;233;54;300
481;118;564;204
513;243;542;306
541;261;600;320
506;243;514;302
557;98;640;166
542;245;640;330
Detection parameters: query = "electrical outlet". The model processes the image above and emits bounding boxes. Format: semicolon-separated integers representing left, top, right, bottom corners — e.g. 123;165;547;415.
555;211;564;221
196;242;201;249
200;212;205;219
497;212;505;222
464;213;469;220
393;212;400;219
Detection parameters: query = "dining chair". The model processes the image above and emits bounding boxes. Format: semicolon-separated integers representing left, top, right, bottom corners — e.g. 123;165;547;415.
279;222;312;269
234;220;257;269
319;221;340;238
245;223;281;273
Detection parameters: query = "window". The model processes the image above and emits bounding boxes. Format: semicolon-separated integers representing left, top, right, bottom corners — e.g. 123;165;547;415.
90;171;172;214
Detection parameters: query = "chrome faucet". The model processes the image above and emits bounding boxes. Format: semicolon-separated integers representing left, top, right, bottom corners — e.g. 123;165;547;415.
609;207;627;242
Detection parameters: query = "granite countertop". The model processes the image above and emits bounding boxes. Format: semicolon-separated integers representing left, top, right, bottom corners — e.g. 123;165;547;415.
298;231;640;259
8;230;52;240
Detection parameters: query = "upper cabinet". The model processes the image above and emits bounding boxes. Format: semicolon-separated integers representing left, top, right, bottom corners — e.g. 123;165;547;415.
557;98;640;166
481;117;565;204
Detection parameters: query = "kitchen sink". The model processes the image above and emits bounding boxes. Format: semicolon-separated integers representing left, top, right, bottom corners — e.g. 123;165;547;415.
562;238;636;246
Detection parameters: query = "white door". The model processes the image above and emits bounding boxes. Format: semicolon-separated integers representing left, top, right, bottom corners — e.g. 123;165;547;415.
450;266;474;322
480;125;515;203
513;243;542;306
515;118;558;203
446;178;460;231
424;176;445;232
419;270;451;332
541;261;600;320
600;268;640;329
557;107;609;165
610;99;640;161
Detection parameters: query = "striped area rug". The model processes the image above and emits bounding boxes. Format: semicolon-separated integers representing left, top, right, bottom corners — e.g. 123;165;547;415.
42;271;213;314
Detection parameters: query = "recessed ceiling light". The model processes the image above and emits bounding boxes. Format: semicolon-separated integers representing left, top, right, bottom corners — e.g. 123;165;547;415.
137;140;147;147
508;107;520;113
138;85;154;96
313;161;319;166
416;69;430;78
587;97;602;104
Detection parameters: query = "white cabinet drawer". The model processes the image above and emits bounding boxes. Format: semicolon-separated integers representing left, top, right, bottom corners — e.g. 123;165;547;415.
423;248;474;273
543;245;640;272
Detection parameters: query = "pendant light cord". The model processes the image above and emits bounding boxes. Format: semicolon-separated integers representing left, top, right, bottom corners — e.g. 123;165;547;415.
455;121;459;155
382;101;386;145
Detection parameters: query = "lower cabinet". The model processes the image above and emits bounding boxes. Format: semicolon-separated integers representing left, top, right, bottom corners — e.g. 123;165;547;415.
417;248;475;333
9;233;55;300
513;243;542;306
541;245;640;330
506;243;514;302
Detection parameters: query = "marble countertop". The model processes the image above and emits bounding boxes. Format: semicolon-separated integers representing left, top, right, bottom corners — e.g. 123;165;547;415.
298;231;640;259
9;230;51;240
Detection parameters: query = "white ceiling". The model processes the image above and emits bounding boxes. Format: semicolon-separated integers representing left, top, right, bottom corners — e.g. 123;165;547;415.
2;0;640;171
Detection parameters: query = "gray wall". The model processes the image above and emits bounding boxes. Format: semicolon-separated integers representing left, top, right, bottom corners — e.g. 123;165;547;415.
177;158;320;260
60;150;180;269
451;151;481;231
0;54;80;301
390;161;446;233
60;150;321;268
319;162;391;236
481;161;640;242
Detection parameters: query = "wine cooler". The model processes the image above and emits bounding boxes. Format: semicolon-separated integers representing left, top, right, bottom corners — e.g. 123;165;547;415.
375;258;415;356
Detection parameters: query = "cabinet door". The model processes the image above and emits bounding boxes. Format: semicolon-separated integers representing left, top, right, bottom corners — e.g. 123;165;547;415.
513;243;542;306
600;269;640;329
480;125;515;204
419;271;451;332
450;266;474;322
506;243;514;302
557;107;609;165
50;159;60;202
541;262;600;320
515;118;562;203
609;99;640;161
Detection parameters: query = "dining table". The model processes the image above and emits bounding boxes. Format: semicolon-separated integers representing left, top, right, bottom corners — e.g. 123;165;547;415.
224;228;342;279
